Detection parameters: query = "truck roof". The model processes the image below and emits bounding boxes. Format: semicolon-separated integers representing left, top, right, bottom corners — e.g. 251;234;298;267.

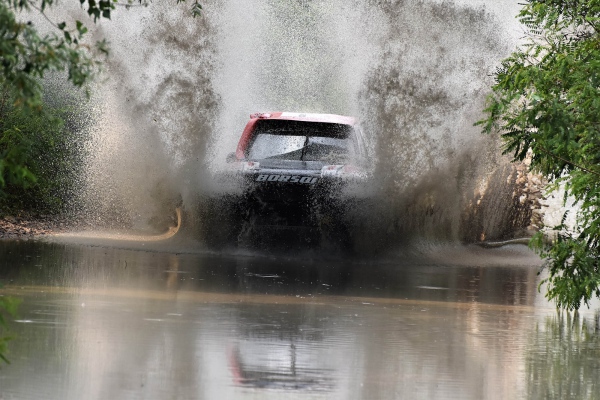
250;112;357;126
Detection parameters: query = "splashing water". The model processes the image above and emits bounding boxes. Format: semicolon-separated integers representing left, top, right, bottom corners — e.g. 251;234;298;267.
74;0;530;247
78;4;220;231
357;1;525;245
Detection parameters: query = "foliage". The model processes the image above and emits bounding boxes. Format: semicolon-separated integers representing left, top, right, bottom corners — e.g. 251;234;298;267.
0;0;202;193
1;0;202;111
478;0;600;310
0;288;21;364
0;83;91;214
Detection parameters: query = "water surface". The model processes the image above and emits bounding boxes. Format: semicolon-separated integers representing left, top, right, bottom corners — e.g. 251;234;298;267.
0;239;599;399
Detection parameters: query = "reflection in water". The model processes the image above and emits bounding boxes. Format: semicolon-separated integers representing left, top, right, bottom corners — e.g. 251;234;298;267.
0;240;597;399
228;304;336;391
527;312;600;400
166;254;180;292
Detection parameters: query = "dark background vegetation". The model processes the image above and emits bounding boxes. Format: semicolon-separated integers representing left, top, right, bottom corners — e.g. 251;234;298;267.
0;81;90;216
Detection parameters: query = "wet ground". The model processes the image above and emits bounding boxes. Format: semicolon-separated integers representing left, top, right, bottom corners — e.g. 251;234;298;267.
0;238;599;400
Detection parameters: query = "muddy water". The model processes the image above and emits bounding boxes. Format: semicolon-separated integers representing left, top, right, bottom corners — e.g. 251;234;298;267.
0;240;599;400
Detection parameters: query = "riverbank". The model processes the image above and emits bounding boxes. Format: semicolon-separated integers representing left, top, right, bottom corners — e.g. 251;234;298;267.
0;208;182;240
0;214;71;239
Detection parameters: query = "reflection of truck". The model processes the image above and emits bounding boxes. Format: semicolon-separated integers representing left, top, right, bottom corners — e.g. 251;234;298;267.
228;339;335;391
225;301;338;392
199;112;371;250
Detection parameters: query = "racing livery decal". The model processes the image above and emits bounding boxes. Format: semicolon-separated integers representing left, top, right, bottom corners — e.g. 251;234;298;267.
255;174;319;184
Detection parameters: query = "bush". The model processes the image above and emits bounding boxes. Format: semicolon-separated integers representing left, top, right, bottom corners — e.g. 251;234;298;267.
0;82;91;215
478;0;600;310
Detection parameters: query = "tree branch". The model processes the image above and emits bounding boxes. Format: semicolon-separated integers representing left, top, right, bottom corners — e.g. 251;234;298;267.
536;144;600;178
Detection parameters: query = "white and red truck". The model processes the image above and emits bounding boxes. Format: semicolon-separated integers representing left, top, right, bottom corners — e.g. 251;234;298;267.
199;112;371;250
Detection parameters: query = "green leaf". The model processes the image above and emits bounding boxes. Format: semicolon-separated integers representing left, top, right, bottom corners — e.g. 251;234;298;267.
479;0;600;310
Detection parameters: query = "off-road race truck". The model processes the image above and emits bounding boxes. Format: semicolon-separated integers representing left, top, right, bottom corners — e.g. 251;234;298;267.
198;112;371;250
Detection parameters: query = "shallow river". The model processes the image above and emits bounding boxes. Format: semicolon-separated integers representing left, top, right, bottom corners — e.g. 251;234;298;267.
0;238;599;400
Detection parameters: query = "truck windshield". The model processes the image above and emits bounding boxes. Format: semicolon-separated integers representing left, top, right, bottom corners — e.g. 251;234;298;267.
247;120;356;163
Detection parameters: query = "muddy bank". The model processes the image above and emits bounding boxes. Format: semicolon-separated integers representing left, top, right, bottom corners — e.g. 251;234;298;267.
0;207;182;240
0;214;72;239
